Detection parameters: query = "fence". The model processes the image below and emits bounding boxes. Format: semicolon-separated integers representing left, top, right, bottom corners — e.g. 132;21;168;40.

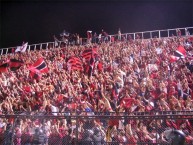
0;111;192;145
1;27;193;56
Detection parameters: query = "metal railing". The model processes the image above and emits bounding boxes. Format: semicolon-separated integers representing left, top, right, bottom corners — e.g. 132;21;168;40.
0;111;192;145
1;27;193;56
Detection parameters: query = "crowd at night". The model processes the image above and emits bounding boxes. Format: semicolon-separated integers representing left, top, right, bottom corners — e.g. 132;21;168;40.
1;0;193;144
0;28;192;144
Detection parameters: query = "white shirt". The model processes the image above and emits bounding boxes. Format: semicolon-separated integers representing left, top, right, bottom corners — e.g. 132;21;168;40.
51;105;59;116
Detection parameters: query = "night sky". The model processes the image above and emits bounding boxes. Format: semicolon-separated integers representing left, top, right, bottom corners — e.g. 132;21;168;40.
0;0;193;48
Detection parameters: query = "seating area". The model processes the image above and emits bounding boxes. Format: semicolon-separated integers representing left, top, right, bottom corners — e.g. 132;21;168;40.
0;28;193;144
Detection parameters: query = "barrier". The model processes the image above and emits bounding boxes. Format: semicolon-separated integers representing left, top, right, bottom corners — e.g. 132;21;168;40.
0;27;193;56
0;111;192;145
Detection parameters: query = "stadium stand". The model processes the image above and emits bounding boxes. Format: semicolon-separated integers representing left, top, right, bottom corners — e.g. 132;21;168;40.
0;27;193;144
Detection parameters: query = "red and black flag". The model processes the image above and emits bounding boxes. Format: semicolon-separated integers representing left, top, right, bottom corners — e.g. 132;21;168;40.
170;46;187;63
67;56;83;71
9;59;24;71
81;48;98;61
174;46;186;58
0;63;9;73
31;58;49;73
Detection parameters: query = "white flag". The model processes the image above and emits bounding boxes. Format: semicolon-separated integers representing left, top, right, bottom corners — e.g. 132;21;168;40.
15;42;28;53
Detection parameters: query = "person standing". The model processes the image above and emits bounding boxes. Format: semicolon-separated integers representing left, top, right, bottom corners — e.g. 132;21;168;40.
75;33;80;45
102;29;108;43
53;35;60;48
92;32;98;44
80;130;94;145
118;28;121;41
92;127;103;145
62;129;72;145
163;129;186;145
31;128;45;145
87;31;92;44
3;124;13;145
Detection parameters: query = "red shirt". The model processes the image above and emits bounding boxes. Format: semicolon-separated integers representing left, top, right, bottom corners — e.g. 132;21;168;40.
97;62;103;72
109;119;119;127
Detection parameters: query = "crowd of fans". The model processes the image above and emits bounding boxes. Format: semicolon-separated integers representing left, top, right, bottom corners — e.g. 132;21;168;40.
0;29;193;144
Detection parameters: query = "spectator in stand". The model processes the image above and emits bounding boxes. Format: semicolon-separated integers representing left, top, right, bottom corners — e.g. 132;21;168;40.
62;128;73;145
3;124;13;145
92;32;98;44
80;130;94;145
98;33;102;44
101;29;108;42
75;33;80;45
21;128;31;145
87;31;92;44
53;35;60;48
117;28;121;41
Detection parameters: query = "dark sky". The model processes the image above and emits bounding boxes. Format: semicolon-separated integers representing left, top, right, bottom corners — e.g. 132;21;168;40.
0;0;193;48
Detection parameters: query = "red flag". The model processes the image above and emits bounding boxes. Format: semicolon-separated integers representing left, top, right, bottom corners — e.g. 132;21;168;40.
32;58;48;73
